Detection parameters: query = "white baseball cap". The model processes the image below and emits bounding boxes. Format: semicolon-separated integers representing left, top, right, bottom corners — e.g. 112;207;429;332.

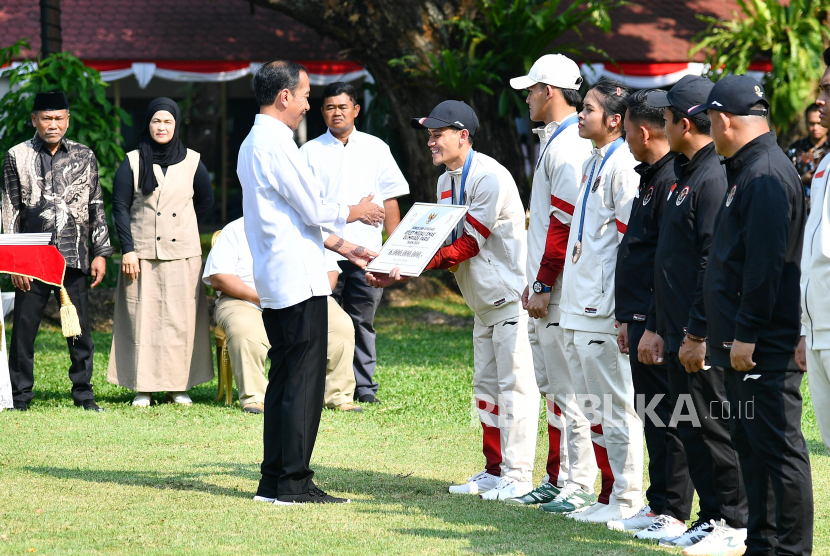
509;54;583;91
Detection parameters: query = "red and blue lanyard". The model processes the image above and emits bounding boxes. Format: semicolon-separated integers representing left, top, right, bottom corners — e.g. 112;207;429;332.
451;149;475;241
576;137;625;245
535;113;579;171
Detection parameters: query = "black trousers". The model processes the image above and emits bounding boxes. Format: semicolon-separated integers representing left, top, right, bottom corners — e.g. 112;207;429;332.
256;296;328;498
723;368;813;556
629;322;693;519
665;354;747;528
333;260;383;397
9;267;95;404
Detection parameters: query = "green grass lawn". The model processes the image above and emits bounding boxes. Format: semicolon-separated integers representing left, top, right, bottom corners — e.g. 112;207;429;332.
1;294;827;555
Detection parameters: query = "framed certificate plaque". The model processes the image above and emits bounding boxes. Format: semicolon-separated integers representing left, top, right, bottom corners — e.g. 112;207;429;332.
366;202;468;277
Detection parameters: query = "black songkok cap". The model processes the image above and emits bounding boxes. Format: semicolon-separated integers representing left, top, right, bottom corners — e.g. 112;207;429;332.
32;91;70;112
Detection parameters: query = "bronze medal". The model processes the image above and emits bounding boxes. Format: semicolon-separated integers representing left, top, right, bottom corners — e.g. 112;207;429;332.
449;264;460;273
571;240;582;263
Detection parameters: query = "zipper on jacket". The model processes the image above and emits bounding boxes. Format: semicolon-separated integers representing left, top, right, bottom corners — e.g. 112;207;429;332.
805;279;814;339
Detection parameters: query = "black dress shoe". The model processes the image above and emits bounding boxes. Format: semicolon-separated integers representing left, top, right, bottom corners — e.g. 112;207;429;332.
357;393;380;404
74;399;104;412
275;488;350;505
12;401;28;411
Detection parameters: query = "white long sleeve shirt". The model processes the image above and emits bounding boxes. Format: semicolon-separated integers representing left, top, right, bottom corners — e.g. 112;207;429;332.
237;114;349;310
301;129;409;257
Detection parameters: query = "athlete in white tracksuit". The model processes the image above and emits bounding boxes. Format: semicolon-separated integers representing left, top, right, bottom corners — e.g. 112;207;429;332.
559;81;644;523
506;55;597;509
372;101;539;501
431;149;539;499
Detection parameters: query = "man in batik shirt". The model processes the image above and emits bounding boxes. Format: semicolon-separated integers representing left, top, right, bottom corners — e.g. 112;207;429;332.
1;91;113;412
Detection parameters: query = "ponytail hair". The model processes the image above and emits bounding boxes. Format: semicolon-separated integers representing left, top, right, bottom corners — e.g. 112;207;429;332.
589;77;632;136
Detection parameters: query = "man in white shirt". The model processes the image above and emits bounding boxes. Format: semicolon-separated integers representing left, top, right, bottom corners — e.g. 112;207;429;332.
301;82;409;404
203;217;363;414
238;60;380;505
505;55;597;510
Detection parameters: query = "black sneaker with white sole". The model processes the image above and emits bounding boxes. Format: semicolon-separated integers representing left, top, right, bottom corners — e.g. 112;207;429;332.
275;488;351;505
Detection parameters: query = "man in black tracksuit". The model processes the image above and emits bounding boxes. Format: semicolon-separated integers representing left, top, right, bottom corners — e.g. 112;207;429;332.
616;90;693;527
690;75;812;556
645;76;748;549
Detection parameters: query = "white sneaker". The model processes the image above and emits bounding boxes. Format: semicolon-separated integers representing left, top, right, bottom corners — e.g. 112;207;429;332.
660;520;715;548
167;391;192;405
448;471;500;495
253;495;276;503
479;477;533;501
681;520;747;556
132;393;152;407
581;502;640;523
568;501;607;521
607;504;656;532
634;514;688;541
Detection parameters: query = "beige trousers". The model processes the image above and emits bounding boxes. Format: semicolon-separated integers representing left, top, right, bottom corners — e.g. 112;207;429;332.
529;306;597;491
214;296;355;407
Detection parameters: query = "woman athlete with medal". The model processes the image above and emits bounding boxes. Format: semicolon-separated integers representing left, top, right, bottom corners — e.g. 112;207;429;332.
558;78;645;524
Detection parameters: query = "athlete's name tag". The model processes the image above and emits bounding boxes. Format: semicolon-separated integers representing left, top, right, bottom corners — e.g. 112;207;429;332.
366;202;468;277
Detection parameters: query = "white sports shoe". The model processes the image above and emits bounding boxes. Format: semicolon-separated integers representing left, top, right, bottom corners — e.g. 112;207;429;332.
660;520;715;548
568;501;607;521
681;520;747;556
634;514;688;541
448;471;500;494
607;504;656;532
580;502;641;523
132;392;152;407
167;391;193;405
479;477;533;501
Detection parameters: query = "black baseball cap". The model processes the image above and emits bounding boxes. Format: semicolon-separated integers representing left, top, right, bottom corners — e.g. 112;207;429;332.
687;75;769;117
647;75;714;115
411;100;479;137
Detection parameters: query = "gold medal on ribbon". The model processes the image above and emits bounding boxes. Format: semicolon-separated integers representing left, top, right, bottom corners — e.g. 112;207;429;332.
449;264;460;273
571;241;582;263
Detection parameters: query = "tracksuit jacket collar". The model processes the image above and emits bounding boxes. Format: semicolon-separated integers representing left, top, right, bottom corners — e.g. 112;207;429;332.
674;141;718;179
722;130;779;180
634;151;677;192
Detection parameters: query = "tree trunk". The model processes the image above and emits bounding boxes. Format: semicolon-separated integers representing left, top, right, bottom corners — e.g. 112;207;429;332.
250;0;529;204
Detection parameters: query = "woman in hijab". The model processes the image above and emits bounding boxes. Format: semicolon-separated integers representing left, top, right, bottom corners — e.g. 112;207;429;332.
108;97;214;406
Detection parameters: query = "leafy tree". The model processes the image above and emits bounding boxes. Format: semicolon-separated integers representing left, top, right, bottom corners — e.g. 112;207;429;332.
0;39;131;199
251;0;623;202
690;0;830;134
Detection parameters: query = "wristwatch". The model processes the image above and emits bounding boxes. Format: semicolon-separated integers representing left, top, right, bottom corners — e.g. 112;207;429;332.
533;280;552;294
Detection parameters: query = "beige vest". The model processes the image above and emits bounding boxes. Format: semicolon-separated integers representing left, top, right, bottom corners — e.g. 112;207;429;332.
127;149;203;260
